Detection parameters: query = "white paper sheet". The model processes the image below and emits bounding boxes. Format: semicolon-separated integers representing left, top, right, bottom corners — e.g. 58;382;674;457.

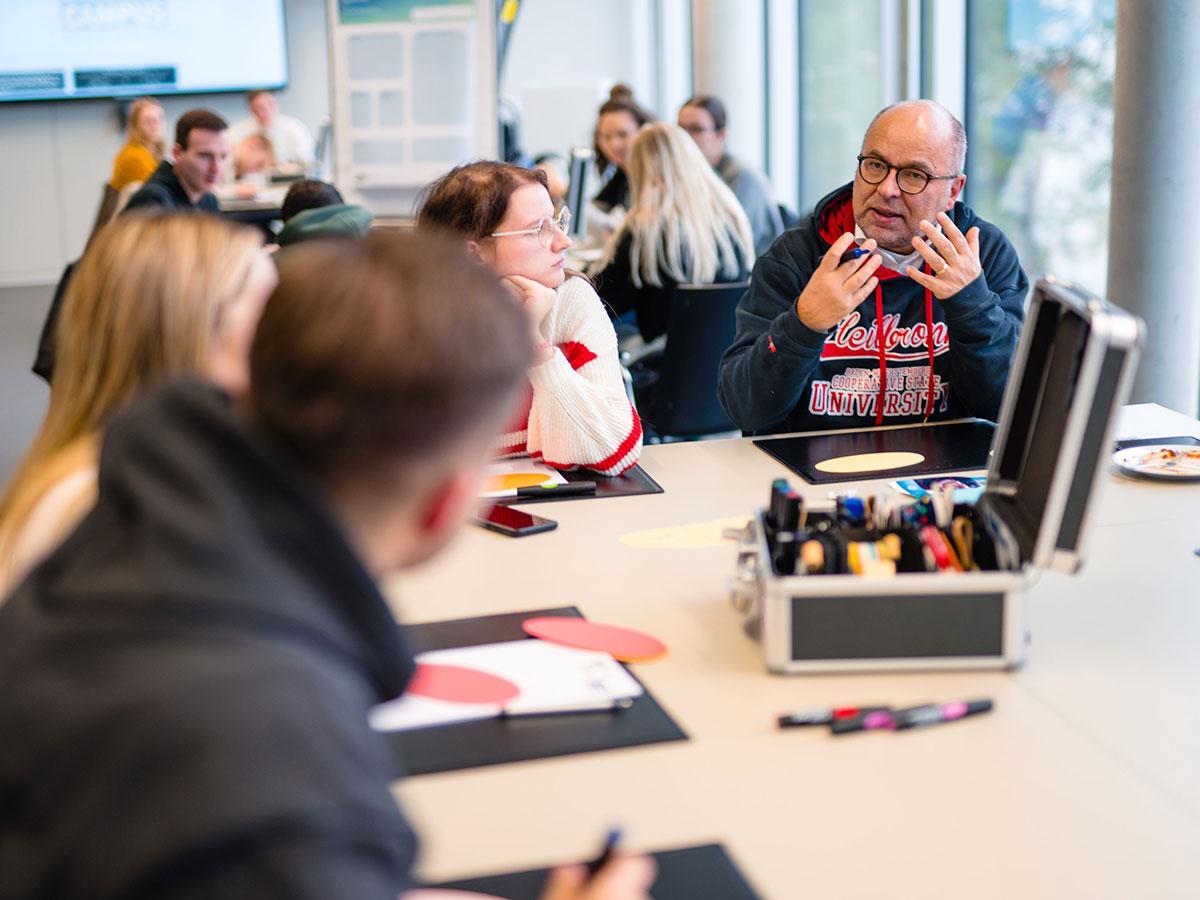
369;639;644;733
479;458;569;498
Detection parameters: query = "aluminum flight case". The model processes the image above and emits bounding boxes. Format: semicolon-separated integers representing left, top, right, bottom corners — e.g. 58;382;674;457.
730;276;1144;674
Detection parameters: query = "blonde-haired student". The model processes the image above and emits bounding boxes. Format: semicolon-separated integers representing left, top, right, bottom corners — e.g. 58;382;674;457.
0;212;275;596
591;122;755;345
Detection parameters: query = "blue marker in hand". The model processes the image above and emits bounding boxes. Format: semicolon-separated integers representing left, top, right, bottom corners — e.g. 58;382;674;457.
585;828;622;879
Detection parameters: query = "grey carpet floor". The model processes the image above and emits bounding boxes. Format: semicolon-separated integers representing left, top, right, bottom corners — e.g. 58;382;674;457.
0;284;53;485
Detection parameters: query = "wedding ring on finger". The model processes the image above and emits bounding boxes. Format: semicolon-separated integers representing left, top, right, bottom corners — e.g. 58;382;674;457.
937;264;949;276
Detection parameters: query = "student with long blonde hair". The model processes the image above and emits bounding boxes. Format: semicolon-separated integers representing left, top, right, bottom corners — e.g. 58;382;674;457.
591;122;755;345
110;97;167;191
0;213;275;596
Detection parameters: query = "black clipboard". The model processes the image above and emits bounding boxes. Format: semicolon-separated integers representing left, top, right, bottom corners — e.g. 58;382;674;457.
754;419;995;484
498;464;664;506
386;607;686;777
429;842;761;900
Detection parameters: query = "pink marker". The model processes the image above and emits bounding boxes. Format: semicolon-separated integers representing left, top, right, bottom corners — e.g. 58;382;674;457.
895;699;993;730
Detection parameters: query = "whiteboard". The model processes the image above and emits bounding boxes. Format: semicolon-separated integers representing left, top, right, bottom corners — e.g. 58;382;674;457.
327;0;497;212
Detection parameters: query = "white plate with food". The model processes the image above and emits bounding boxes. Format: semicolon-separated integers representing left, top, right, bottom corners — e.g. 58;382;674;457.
1112;444;1200;481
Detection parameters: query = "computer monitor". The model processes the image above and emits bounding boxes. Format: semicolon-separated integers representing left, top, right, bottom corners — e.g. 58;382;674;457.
565;147;592;240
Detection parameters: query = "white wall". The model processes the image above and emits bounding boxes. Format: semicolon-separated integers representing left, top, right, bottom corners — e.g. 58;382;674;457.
502;0;663;160
0;0;330;288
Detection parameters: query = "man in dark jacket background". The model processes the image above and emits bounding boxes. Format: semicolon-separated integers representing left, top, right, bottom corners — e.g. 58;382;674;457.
719;100;1028;435
124;108;228;214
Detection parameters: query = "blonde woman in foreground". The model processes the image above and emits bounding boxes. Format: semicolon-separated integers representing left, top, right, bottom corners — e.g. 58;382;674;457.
0;213;275;596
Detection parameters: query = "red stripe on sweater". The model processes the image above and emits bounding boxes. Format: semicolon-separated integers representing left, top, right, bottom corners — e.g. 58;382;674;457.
501;342;600;440
558;340;598;370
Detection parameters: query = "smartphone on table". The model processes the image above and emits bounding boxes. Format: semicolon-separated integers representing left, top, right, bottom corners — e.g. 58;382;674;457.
471;505;558;537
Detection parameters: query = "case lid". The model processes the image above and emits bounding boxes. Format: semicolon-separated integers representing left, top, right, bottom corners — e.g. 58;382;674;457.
981;277;1142;573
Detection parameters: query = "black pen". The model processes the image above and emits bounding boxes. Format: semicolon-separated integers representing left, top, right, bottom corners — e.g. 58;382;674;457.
839;247;870;265
491;480;597;499
585;827;623;878
499;697;633;720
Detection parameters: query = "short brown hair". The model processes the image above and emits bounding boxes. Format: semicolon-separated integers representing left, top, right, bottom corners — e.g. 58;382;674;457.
249;231;533;481
281;179;345;222
682;94;727;132
175;109;228;150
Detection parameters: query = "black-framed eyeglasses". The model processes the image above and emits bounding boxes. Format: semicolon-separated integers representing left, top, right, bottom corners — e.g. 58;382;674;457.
490;207;571;247
856;155;959;195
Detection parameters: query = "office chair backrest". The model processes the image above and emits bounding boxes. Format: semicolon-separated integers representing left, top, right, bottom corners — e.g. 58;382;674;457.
650;280;749;438
84;184;120;254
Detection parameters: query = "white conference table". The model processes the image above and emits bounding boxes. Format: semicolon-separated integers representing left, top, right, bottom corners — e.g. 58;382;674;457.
387;403;1200;899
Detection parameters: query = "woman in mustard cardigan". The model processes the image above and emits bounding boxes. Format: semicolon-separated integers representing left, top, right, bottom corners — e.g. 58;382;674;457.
110;96;166;191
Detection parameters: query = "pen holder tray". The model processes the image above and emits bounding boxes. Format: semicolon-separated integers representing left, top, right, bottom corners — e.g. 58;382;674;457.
732;508;1031;674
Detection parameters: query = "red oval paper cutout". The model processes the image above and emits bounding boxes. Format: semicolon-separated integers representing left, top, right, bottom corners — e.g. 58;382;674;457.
521;617;667;662
406;663;521;704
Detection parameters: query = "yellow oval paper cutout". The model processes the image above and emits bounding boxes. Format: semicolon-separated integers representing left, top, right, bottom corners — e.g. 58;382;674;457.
814;451;926;474
483;472;554;492
620;516;752;550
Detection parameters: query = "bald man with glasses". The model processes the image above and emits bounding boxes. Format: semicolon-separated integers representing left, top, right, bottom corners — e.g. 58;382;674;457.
719;100;1028;435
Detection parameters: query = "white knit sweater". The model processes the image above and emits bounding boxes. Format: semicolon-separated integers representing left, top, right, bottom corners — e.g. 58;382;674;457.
495;276;642;476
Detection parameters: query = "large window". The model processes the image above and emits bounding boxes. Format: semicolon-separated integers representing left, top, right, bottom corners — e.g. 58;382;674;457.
965;0;1116;293
798;2;890;212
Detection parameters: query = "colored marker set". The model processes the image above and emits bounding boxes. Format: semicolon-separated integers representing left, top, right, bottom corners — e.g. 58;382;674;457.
778;699;994;735
763;479;1014;578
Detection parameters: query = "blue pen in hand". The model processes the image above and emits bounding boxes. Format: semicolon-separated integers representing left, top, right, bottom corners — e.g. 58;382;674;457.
839;247;870;265
585;828;622;879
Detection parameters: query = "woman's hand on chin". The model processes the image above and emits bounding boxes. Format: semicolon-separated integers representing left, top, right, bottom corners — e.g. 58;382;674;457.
501;275;557;363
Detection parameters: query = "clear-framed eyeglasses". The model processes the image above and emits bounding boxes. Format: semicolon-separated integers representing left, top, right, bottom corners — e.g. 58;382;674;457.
856;155;959;195
490;207;571;247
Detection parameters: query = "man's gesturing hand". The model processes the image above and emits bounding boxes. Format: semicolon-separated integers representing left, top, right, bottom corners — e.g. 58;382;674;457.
794;233;882;332
904;212;982;300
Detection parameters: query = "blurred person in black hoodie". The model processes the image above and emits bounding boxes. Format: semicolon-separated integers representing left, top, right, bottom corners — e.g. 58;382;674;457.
0;232;654;900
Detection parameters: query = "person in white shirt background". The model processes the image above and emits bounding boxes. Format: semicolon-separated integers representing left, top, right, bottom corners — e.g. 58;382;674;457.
228;89;314;173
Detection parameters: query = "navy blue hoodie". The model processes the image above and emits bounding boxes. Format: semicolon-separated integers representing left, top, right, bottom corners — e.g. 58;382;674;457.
719;184;1028;434
0;382;419;900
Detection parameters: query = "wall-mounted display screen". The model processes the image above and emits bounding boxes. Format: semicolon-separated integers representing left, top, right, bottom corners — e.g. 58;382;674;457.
0;0;288;103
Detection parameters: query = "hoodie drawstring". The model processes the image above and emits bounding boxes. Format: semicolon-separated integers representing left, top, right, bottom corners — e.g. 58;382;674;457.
874;283;887;427
873;265;937;426
922;264;935;422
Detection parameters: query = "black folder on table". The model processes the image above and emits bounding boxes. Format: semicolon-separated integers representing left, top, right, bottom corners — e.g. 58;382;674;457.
429;842;761;900
754;419;995;484
387;607;686;777
498;464;663;506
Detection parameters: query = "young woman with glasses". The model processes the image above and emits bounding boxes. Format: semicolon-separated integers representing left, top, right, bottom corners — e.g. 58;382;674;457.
417;161;642;476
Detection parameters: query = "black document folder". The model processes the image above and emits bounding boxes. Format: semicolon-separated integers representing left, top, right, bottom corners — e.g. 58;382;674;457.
429;842;761;899
754;419;995;484
387;607;686;777
498;464;664;505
